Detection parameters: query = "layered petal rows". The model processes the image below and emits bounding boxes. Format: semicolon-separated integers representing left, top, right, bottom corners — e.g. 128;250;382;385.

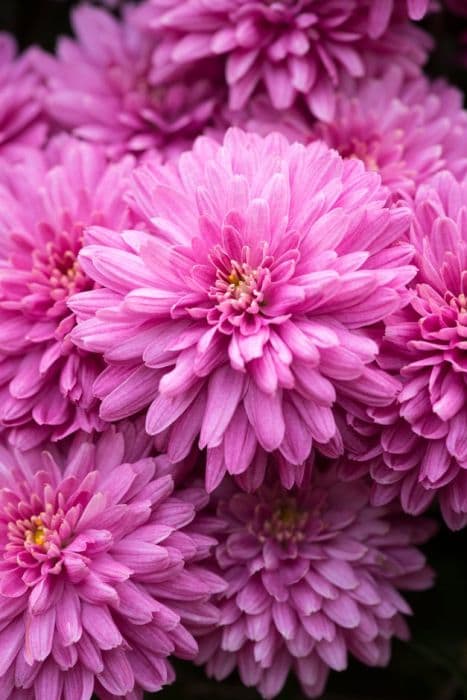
0;34;47;159
0;2;465;699
39;5;223;160
361;173;467;530
72;129;415;491
0;140;133;448
135;0;432;120
223;66;467;204
197;467;435;698
0;425;224;698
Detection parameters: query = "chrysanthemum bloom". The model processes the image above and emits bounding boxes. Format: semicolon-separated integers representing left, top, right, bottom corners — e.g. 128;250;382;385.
196;468;435;699
348;172;467;531
0;426;224;699
0;139;134;449
39;5;222;160
336;403;441;518
314;68;467;203
0;34;47;159
134;0;432;120
228;67;467;204
71;128;414;491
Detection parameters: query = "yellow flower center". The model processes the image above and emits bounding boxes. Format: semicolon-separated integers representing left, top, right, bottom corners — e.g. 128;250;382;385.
33;526;46;547
25;516;48;548
227;271;240;285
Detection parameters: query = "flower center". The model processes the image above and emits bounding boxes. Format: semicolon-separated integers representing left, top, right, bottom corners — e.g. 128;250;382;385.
338;137;379;172
259;497;308;544
6;507;67;559
29;236;94;320
213;260;266;313
46;243;88;297
26;517;47;549
447;291;467;313
134;75;166;108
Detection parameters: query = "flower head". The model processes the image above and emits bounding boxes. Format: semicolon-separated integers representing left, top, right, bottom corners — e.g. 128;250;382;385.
314;69;467;203
230;67;467;204
0;139;134;448
356;172;467;530
135;0;432;121
72;128;414;491
196;468;435;699
0;426;224;698
0;34;47;159
40;5;223;160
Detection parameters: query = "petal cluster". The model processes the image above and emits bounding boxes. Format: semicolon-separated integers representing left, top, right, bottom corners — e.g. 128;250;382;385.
71;128;414;492
341;173;467;530
227;66;467;204
135;0;432;121
0;426;224;698
0;140;133;448
0;34;47;159
40;5;223;160
196;467;435;698
0;4;460;699
313;68;467;203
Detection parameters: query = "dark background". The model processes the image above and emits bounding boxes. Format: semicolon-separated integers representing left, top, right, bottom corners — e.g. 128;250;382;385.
2;1;467;699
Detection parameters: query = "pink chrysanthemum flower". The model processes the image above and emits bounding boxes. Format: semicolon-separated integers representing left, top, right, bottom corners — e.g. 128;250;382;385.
0;426;224;699
0;140;134;449
39;5;222;160
71;129;414;492
196;468;435;699
337;403;445;518
228;67;467;204
314;69;467;203
350;172;467;531
0;34;47;159
134;0;432;120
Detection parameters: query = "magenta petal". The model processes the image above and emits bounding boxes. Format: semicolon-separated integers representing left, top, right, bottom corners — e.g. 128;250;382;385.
81;603;123;650
199;366;244;448
316;633;347;671
0;618;24;675
323;594;360;629
26;608;56;663
244;384;285;452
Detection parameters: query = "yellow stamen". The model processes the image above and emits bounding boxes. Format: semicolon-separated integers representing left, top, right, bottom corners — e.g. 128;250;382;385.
227;271;240;285
33;527;46;546
30;517;47;547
